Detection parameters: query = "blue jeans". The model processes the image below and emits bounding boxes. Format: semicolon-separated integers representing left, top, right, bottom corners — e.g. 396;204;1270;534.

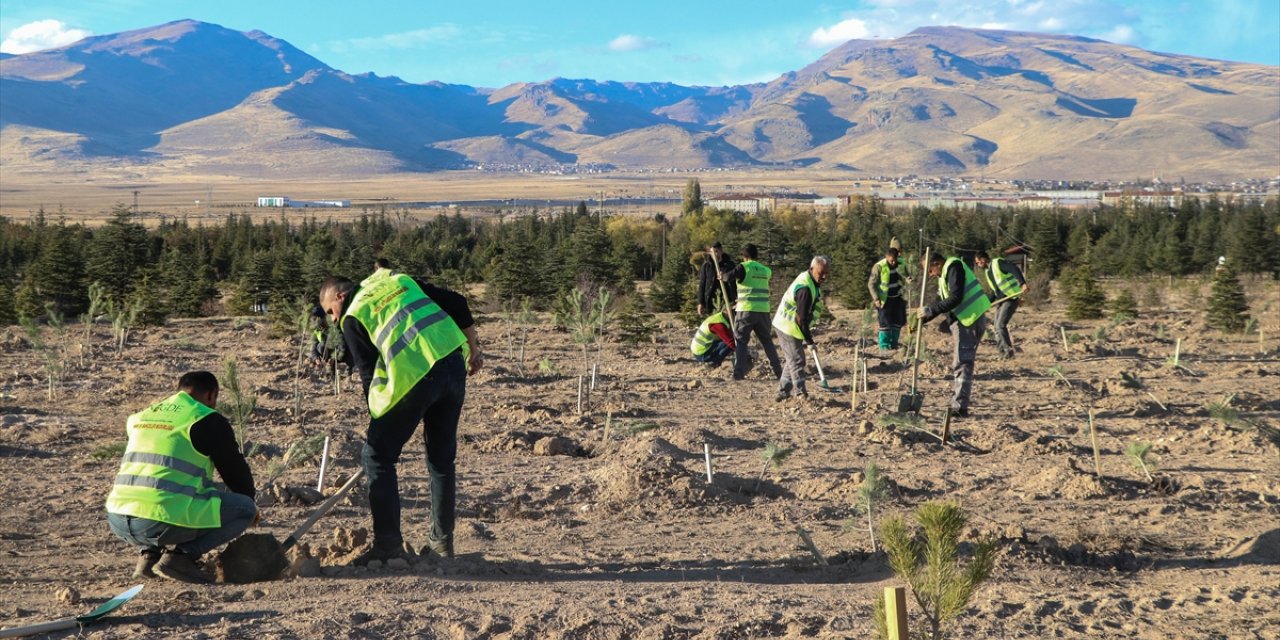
362;350;466;546
107;491;257;558
693;342;732;367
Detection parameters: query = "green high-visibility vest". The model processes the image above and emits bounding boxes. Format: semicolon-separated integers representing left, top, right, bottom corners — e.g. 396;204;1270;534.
691;312;727;356
938;257;992;327
773;271;820;340
984;257;1023;299
873;258;903;302
105;392;222;529
735;260;772;313
343;271;468;418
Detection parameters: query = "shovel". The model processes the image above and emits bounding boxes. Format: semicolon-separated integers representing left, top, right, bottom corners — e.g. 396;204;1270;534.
217;468;365;583
808;345;839;392
897;247;930;414
0;584;143;638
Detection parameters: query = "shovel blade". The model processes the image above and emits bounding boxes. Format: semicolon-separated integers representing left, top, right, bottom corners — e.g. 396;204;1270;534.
897;393;924;414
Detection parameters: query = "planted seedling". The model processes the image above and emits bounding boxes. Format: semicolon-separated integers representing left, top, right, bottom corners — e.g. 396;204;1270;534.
856;462;890;552
1119;371;1166;411
1046;365;1071;389
1125;441;1157;483
755;442;794;492
219;357;259;456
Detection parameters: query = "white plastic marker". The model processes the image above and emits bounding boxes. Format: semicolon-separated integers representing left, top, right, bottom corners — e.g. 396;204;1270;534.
315;435;331;491
704;444;713;483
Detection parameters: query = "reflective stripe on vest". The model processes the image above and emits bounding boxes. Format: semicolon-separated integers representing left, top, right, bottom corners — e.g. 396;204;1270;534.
104;391;222;529
938;257;993;327
985;257;1023;299
874;259;902;301
735;260;772;313
691;312;727;356
344;271;468;418
772;271;820;340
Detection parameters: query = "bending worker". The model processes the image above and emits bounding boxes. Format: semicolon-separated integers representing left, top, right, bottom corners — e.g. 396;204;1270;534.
772;256;830;401
106;371;258;584
918;253;991;417
868;246;907;351
319;269;483;565
723;244;783;380
690;310;735;367
974;251;1027;360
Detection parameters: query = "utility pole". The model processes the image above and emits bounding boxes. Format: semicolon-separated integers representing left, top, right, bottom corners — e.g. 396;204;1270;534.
133;190;141;221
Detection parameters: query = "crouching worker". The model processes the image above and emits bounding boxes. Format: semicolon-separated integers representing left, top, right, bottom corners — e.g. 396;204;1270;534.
106;371;258;583
690;311;735;367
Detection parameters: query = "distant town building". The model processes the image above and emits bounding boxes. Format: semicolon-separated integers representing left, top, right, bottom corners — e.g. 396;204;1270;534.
256;197;351;208
704;195;776;214
1101;191;1183;208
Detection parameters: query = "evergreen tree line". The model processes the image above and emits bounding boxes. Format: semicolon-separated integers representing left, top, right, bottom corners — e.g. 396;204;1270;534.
0;194;1276;327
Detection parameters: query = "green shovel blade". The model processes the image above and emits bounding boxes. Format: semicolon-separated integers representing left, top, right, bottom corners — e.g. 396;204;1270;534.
76;584;143;623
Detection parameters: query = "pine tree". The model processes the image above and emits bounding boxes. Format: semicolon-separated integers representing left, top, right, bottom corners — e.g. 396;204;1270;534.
561;220;618;291
32;226;86;315
128;272;168;327
1064;263;1106;321
14;271;42;321
681;178;702;214
1206;266;1250;332
273;247;305;301
650;247;692;312
1110;289;1138;321
245;253;275;312
86;205;151;303
0;279;16;325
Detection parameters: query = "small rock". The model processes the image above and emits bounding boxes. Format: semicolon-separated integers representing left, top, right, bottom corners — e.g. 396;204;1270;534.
366;560;383;570
386;558;410;570
56;587;80;605
321;566;342;577
533;436;577;456
856;420;874;435
350;612;372;625
685;379;702;390
287;486;324;505
297;558;322;578
245;589;266;600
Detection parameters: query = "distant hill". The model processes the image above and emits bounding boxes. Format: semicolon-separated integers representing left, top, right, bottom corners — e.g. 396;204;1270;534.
2;19;1276;179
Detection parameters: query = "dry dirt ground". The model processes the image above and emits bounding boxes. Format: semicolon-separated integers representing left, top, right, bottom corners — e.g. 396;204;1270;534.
1;282;1278;639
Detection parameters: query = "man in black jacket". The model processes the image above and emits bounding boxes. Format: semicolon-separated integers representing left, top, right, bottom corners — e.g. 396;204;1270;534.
696;242;736;317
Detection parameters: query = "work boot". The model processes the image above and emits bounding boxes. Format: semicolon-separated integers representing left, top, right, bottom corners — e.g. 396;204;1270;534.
421;536;454;560
774;391;789;403
133;549;161;579
350;539;409;567
155;551;212;584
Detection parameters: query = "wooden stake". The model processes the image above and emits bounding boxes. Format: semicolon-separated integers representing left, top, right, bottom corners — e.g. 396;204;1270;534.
315;436;331;492
1088;410;1102;479
704;443;713;483
941;408;952;444
1060;326;1069;352
885;587;909;640
796;526;828;566
851;340;861;411
590;363;597;391
603;410;612;442
1173;338;1181;368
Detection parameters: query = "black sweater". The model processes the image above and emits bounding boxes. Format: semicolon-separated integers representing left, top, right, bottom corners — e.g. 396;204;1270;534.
189;413;255;499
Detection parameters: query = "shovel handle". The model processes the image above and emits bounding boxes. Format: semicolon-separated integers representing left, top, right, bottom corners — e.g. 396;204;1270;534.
910;248;930;394
281;467;365;551
0;618;78;638
708;250;736;333
808;345;827;382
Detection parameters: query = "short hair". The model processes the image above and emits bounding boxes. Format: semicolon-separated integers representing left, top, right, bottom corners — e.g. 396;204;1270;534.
319;276;356;303
886;247;899;258
374;258;392;269
810;255;830;269
743;243;759;259
178;371;219;396
710;241;723;250
928;252;946;265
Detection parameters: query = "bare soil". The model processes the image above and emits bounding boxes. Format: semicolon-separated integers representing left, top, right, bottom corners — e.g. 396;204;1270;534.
1;286;1278;639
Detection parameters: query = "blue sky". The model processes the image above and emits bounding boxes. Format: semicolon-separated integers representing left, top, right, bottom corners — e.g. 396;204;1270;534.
2;1;1277;87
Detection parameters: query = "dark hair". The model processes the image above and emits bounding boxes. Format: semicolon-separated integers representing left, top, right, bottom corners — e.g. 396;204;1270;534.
928;252;945;265
886;247;899;258
743;243;759;259
319;276;356;304
710;242;723;250
178;371;219;396
374;258;392;269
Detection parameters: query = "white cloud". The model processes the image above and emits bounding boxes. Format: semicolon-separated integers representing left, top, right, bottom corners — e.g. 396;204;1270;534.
1101;24;1137;43
0;19;91;54
327;25;460;53
608;34;662;52
807;18;871;47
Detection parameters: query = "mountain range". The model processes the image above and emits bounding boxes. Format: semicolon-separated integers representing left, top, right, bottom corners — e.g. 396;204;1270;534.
2;19;1277;179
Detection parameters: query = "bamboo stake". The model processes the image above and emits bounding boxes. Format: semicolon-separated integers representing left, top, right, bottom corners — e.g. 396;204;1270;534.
1060;326;1069;352
576;376;584;414
1088;410;1102;479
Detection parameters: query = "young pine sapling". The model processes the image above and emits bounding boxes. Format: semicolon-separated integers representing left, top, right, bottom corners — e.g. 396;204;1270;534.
755;442;794;492
856;462;891;553
219;357;259;455
1125;441;1157;483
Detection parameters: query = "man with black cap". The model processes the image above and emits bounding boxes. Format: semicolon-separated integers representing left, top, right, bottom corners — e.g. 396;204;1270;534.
696;242;736;317
722;244;783;380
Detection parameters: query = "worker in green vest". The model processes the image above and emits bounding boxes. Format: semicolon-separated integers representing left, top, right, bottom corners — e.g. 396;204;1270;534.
722;244;783;380
772;256;830;401
105;371;259;584
918;253;992;417
974;252;1028;359
867;246;907;351
690;311;735;366
320;270;483;566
